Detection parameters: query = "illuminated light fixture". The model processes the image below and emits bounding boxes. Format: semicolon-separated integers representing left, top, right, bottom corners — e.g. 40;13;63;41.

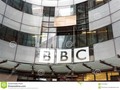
96;0;103;1
32;35;47;38
96;0;103;3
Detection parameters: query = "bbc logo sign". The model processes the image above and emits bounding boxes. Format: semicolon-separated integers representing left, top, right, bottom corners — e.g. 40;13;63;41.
36;47;89;64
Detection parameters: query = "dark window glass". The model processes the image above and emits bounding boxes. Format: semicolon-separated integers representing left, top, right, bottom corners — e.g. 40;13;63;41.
0;25;7;40
0;25;36;47
75;31;87;47
57;34;73;49
89;46;94;56
43;7;55;17
76;1;88;31
76;2;88;19
107;25;113;40
23;3;43;16
88;0;111;9
87;30;97;46
50;7;55;17
40;33;48;48
43;7;50;17
4;28;17;42
47;33;56;48
76;24;87;31
57;26;73;49
7;0;24;11
27;34;35;46
23;2;32;14
18;32;35;47
1;0;7;3
97;27;108;42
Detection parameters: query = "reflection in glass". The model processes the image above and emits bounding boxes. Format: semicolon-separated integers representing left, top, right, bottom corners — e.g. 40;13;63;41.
23;2;43;16
40;33;56;48
7;0;24;11
57;35;73;49
5;28;17;42
107;25;113;40
97;28;107;42
76;1;88;31
40;33;48;48
43;7;55;17
47;33;56;48
87;31;97;46
0;25;7;40
0;23;113;48
57;5;75;16
88;0;110;9
18;32;35;47
57;26;74;49
0;25;18;42
75;31;86;47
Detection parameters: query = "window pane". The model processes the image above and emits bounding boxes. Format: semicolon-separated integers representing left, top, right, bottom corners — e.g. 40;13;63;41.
97;27;107;42
47;33;56;48
43;7;55;17
75;31;86;47
42;27;48;32
7;0;24;11
42;22;49;27
17;32;35;47
49;28;56;32
50;7;55;17
40;33;48;48
107;25;113;40
26;34;35;46
0;25;6;40
57;35;73;49
23;2;43;16
57;5;75;16
5;28;17;42
87;30;97;46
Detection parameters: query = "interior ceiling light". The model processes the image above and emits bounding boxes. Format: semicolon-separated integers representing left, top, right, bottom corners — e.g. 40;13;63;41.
96;0;103;1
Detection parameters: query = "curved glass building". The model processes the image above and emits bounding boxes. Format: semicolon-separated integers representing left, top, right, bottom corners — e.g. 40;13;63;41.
0;0;120;81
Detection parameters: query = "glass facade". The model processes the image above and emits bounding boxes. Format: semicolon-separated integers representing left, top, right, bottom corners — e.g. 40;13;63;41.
88;0;111;9
0;0;113;58
56;5;76;16
0;0;118;81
